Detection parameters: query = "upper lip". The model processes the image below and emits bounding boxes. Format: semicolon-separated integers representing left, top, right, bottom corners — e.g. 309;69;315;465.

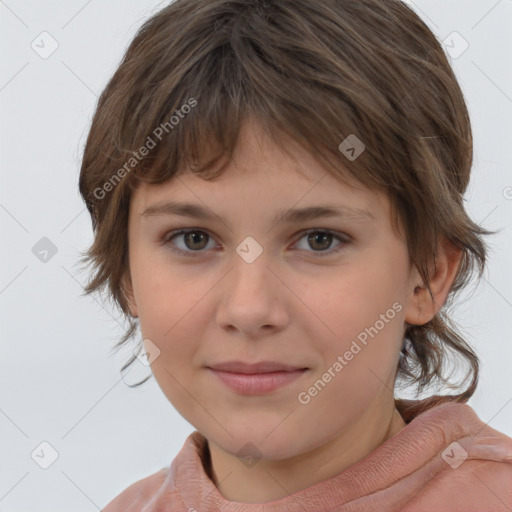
207;361;308;374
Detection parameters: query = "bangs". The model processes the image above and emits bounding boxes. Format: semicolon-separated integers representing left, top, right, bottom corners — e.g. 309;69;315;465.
114;1;407;194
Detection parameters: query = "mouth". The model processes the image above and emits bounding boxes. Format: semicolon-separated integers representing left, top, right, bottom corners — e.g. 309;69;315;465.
206;360;308;374
206;361;309;395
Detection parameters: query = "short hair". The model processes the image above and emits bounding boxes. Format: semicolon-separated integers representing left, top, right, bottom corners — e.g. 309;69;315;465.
78;0;494;404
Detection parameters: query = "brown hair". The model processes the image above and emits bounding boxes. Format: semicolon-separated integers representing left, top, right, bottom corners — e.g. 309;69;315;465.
78;0;495;412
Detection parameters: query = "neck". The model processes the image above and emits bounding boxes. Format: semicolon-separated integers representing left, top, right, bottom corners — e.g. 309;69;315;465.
206;398;406;503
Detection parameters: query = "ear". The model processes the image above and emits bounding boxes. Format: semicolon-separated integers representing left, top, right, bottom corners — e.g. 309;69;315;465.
404;238;462;326
121;272;139;318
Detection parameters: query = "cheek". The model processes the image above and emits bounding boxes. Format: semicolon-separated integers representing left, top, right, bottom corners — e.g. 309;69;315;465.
132;259;227;366
309;260;402;330
132;248;191;322
300;257;406;376
297;270;404;428
133;266;208;412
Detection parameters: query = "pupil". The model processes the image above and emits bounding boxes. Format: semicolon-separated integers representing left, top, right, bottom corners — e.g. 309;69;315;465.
186;232;206;250
309;232;331;250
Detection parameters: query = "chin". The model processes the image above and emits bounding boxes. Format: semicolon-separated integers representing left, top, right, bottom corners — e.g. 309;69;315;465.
207;423;310;462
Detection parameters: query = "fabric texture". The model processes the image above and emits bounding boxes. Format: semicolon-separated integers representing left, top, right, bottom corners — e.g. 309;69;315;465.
102;398;512;511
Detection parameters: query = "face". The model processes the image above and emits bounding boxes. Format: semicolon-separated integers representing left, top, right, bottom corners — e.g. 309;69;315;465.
125;121;420;461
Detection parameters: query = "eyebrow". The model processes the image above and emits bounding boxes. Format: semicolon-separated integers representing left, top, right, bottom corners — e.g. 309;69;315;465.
140;201;375;227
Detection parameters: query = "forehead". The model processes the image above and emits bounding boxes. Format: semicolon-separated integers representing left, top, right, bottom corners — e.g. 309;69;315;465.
128;121;391;230
129;174;392;241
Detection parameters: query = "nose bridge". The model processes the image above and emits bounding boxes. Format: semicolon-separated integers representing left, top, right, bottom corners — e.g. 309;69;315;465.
215;240;287;333
229;239;275;295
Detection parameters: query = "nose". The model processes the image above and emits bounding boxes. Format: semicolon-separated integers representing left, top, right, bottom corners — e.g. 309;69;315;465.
215;254;290;339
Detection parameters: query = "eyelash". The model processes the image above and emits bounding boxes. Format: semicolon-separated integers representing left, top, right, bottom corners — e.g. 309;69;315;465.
161;228;351;258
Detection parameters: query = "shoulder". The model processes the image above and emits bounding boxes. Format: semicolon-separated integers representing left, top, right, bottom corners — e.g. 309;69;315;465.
403;458;512;511
397;399;512;511
101;431;206;511
101;468;169;512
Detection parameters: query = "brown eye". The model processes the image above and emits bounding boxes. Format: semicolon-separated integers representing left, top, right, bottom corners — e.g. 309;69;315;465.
294;230;348;256
163;228;349;258
307;231;334;251
182;231;209;250
164;229;216;256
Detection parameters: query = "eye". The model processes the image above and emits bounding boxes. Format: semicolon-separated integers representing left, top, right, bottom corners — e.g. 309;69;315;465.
162;228;350;257
163;229;217;256
294;229;349;256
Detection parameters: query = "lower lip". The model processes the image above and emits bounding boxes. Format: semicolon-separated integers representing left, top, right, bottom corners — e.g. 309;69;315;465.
208;368;308;395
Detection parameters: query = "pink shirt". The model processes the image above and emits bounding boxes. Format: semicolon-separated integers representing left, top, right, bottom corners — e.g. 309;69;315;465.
103;398;512;511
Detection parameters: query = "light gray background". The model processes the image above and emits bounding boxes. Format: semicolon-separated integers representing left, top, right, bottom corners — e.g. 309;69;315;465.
1;0;511;510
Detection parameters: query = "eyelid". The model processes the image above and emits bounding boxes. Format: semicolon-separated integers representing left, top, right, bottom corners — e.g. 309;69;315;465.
162;227;352;257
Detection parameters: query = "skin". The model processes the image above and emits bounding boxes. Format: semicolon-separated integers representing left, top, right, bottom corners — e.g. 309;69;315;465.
123;119;462;503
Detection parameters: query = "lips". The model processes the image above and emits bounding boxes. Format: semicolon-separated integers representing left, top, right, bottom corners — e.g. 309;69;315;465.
207;364;308;395
206;360;308;374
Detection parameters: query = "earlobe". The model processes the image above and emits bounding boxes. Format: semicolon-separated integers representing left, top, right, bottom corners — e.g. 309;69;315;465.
404;239;462;326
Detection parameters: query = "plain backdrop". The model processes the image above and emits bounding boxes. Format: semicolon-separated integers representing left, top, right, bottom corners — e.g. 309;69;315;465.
1;0;511;510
